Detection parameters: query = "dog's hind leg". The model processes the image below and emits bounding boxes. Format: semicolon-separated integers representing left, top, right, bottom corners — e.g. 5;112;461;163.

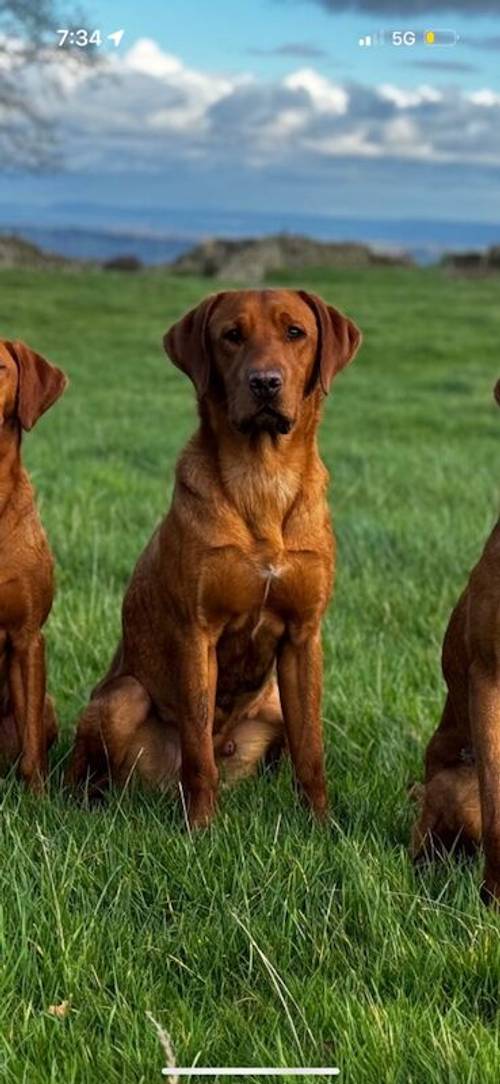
410;764;481;862
66;676;154;793
424;693;470;781
469;663;500;904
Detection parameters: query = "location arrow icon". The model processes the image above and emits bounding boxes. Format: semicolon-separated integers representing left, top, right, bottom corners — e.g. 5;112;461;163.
107;29;125;47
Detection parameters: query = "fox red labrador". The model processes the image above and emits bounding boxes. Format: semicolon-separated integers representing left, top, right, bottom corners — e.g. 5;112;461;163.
411;379;500;904
0;340;67;789
68;290;361;825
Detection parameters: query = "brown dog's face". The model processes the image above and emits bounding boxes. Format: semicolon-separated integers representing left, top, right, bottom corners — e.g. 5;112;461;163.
0;340;68;432
164;289;361;438
208;291;320;436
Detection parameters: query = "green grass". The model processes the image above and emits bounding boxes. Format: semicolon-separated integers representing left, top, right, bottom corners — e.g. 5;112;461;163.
0;265;500;1082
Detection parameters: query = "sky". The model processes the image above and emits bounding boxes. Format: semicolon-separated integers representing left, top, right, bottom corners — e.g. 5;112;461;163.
1;0;500;230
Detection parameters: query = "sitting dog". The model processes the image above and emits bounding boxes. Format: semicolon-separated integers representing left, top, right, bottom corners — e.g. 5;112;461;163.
0;340;67;789
411;379;500;902
68;289;361;825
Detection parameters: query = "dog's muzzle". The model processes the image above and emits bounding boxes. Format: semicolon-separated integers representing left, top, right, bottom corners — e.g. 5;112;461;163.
237;407;293;436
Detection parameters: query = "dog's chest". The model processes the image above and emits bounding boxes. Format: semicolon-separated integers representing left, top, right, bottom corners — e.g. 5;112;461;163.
200;540;294;623
227;556;286;632
0;515;51;621
198;526;332;646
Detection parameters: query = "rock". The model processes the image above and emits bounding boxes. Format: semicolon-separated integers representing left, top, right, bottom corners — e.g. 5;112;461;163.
102;255;143;272
441;251;486;273
441;245;500;274
169;232;413;281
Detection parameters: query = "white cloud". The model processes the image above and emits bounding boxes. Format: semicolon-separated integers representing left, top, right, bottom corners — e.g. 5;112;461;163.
304;128;381;157
378;83;443;108
120;38;236;132
6;35;499;173
466;88;500;107
124;39;183;79
124;38;235;107
284;68;348;113
382;115;434;159
259;107;308;144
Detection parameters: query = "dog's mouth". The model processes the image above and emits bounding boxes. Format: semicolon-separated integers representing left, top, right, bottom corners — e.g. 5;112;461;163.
236;405;293;437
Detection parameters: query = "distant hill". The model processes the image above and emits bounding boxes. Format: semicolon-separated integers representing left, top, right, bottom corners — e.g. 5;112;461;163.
0;233;143;272
170;233;413;281
0;234;72;270
4;229;499;279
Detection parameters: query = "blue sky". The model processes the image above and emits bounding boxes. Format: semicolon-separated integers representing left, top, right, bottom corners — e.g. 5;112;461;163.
1;0;500;232
83;0;500;87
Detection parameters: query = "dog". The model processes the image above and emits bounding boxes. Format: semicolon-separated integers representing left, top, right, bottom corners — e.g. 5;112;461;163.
411;379;500;903
67;289;361;825
0;339;67;789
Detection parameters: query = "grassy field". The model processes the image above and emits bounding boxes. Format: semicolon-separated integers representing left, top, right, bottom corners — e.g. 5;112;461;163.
1;264;500;1082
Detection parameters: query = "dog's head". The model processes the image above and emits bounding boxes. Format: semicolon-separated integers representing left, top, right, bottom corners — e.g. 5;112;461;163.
494;380;500;407
164;289;361;438
0;340;68;432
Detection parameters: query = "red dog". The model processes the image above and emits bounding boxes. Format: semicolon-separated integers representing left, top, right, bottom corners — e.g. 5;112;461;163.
68;290;361;825
411;380;500;904
0;340;67;789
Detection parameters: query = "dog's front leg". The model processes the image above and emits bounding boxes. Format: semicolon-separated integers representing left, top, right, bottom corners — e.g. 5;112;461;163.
277;625;328;819
10;632;47;792
178;635;218;828
470;660;500;904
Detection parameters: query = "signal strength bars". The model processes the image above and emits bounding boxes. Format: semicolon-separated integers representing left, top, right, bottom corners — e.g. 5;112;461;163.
358;31;383;46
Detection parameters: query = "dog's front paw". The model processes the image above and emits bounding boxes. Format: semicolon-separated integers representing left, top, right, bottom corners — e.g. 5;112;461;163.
19;755;47;794
306;785;329;822
185;786;217;830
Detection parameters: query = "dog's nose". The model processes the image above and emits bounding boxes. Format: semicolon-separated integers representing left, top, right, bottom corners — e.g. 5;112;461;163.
248;369;282;401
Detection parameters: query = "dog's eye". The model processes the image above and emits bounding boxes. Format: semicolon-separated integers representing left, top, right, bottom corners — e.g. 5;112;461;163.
223;327;243;344
287;325;305;340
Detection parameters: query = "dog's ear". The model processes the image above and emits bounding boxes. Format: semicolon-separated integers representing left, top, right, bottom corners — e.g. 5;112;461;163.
494;380;500;407
163;294;226;397
298;290;362;395
5;340;68;431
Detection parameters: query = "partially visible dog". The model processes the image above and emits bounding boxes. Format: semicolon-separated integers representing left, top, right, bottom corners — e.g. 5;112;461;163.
68;289;361;824
0;340;67;789
411;379;500;903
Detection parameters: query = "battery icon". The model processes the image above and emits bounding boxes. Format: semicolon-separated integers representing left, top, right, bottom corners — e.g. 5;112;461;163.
424;29;459;45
